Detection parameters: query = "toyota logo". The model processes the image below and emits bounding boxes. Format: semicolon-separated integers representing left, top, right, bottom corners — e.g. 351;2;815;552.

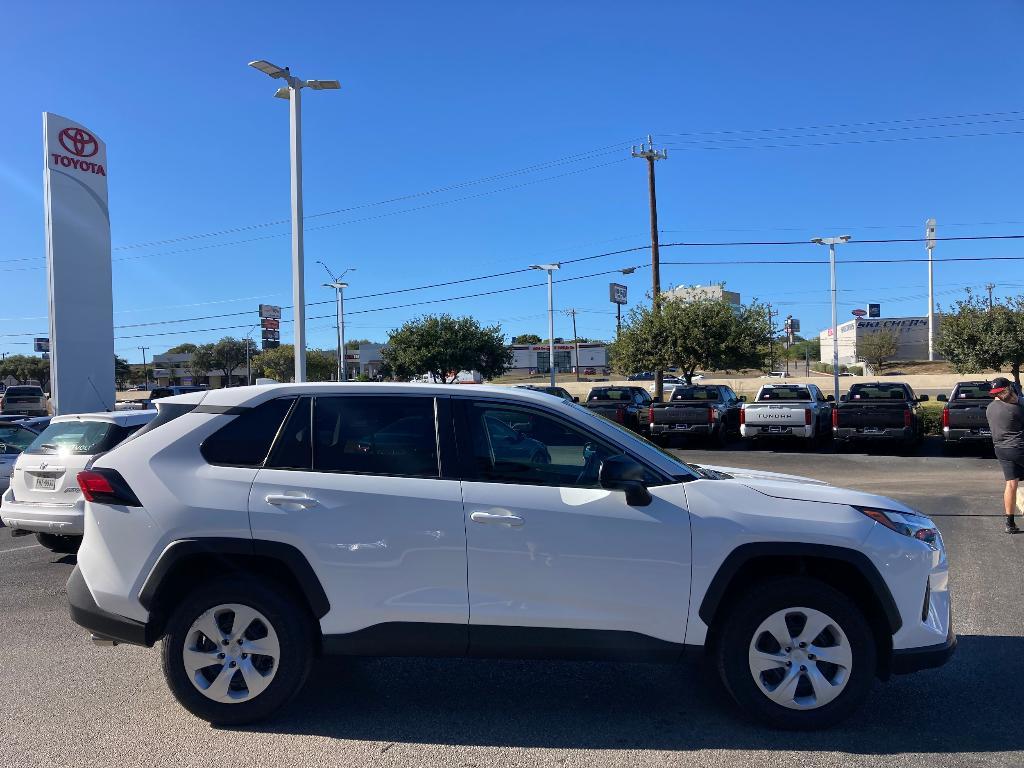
58;127;98;158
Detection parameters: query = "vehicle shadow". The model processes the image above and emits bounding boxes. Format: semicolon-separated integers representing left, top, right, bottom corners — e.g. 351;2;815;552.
244;634;1021;755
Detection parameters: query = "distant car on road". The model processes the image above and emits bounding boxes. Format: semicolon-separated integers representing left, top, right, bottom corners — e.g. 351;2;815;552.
0;385;48;417
759;371;791;380
833;382;927;451
740;384;834;443
938;381;996;451
584;386;653;434
1;409;156;552
649;384;743;447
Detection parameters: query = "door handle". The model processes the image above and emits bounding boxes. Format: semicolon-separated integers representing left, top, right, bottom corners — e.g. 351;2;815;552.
265;494;320;508
470;511;524;527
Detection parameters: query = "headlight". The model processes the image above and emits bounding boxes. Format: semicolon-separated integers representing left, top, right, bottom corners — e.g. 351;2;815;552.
855;506;941;550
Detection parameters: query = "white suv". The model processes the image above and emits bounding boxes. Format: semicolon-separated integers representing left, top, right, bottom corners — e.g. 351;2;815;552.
1;410;155;552
67;384;954;729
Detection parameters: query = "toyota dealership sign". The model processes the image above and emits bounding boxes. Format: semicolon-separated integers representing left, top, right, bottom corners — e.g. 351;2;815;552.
43;113;115;414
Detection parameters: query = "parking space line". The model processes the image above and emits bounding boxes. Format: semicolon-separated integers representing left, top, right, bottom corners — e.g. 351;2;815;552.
0;544;43;555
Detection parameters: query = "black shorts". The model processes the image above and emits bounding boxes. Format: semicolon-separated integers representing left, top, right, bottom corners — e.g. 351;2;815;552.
994;447;1024;481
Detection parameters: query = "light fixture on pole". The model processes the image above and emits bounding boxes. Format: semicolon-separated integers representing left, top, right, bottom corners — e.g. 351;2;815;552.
616;266;636;338
811;235;852;401
318;261;354;382
530;263;561;387
248;59;340;384
925;218;937;361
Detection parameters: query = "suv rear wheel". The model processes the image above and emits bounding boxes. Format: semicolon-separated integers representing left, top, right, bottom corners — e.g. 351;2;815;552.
160;576;314;725
715;577;876;730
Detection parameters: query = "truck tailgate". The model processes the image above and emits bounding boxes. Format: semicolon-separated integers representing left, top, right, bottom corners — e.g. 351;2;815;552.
947;402;989;430
743;404;808;426
652;404;710;425
838;403;907;429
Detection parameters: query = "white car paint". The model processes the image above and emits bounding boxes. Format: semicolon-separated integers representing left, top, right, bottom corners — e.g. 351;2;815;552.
73;383;951;689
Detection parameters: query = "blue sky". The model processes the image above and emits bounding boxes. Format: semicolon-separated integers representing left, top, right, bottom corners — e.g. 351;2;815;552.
3;1;1024;364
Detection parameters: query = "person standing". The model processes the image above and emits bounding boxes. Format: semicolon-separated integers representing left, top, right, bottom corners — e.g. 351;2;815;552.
986;376;1024;534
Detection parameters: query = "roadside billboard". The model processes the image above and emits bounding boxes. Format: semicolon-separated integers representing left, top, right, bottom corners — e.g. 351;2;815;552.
43;113;114;413
609;283;628;305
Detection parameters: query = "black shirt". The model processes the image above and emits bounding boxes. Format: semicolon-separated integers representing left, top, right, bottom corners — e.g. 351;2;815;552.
986;398;1024;450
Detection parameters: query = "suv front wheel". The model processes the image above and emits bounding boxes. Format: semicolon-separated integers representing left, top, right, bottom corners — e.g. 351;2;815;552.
715;577;876;730
160;576;314;725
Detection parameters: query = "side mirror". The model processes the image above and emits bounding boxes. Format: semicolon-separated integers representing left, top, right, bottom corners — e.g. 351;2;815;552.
937;394;948;402
919;395;929;402
739;395;747;402
840;394;848;402
599;454;652;507
826;394;835;402
572;396;579;403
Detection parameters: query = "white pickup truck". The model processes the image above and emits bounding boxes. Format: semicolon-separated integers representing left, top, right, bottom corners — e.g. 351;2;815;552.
740;383;835;442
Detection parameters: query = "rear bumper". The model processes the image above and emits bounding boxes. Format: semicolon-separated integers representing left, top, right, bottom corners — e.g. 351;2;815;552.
891;630;957;674
740;425;813;439
0;492;84;535
835;427;913;442
943;427;991;443
66;565;153;647
651;423;716;437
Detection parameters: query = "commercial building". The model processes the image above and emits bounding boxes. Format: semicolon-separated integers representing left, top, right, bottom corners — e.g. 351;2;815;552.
507;343;609;374
818;316;942;365
663;284;742;311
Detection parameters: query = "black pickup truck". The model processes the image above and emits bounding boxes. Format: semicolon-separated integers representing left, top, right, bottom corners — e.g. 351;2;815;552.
938;380;993;451
584;386;653;434
649;384;743;447
833;382;928;451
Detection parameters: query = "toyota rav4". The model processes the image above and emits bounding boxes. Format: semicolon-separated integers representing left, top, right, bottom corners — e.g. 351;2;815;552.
66;384;954;729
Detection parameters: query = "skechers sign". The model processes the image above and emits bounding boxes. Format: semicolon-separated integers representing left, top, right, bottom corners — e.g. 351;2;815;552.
50;127;107;176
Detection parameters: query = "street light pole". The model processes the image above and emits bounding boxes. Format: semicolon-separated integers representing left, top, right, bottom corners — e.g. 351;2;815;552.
531;263;561;387
248;60;340;384
926;218;937;361
318;262;353;382
244;325;257;385
812;235;852;401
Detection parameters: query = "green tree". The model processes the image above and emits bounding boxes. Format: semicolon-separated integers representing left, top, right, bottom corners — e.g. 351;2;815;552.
187;344;216;384
611;297;769;382
938;291;1024;385
251;345;295;382
114;356;132;389
307;349;338;382
857;330;899;373
0;355;49;386
210;337;247;386
512;333;542;344
345;338;375;350
166;343;198;355
382;314;512;383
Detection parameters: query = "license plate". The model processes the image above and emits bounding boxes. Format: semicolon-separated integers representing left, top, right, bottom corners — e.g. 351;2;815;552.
674;424;690;430
35;477;57;491
769;426;783;433
979;429;991;435
863;428;882;434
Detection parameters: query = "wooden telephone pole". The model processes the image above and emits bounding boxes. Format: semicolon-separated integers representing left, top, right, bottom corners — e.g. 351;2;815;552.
632;135;668;400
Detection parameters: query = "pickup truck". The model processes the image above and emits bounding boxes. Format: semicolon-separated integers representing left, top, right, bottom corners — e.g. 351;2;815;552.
833;382;928;451
938;380;994;450
740;384;834;443
584;386;653;434
649;384;743;447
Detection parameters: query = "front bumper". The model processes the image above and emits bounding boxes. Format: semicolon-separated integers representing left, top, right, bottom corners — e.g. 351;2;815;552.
0;490;85;535
66;565;153;647
891;629;957;674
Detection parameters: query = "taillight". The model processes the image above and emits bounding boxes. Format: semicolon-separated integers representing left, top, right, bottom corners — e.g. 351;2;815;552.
804;409;812;426
77;469;141;507
708;407;716;423
615;406;626;423
739;408;746;425
904;408;912;428
942;408;949;428
832;408;839;428
649;407;655;424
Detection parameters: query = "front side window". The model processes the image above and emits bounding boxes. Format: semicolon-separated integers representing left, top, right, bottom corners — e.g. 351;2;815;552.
0;425;36;454
460;402;635;487
312;396;439;478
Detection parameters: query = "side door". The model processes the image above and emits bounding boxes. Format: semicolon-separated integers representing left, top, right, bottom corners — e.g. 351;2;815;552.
248;394;468;642
454;398;692;654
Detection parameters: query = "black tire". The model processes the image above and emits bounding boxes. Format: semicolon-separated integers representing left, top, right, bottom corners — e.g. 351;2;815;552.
161;576;314;725
35;532;80;553
715;577;876;730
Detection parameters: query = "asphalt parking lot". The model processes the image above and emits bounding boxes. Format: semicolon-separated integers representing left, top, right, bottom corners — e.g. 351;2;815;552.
1;445;1021;768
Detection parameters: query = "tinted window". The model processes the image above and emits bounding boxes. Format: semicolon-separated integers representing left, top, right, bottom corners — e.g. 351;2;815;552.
201;398;294;467
848;384;910;400
267;397;312;470
955;383;992;399
588;388;634;401
4;387;43;397
756;387;812;401
671;387;721;401
313;396;438;478
26;421;130;456
461;402;642;488
0;425;36;454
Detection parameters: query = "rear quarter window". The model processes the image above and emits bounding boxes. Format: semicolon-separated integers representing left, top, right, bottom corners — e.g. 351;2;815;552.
200;398;295;467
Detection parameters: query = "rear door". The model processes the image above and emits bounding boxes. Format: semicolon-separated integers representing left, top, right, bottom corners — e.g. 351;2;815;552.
248;395;468;639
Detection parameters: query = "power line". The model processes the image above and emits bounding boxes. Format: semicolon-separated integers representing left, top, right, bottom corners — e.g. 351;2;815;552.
661;128;1024;152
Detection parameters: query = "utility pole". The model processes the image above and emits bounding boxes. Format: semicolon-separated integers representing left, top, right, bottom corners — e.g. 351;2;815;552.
531;264;561;387
812;235;853;401
632;135;668;400
926;218;937;361
138;346;150;390
565;309;581;382
318;262;354;382
766;304;776;372
986;283;996;311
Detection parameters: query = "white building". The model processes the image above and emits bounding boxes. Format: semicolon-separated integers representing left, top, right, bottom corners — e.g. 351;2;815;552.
663;284;742;311
818;316;942;365
507;343;609;374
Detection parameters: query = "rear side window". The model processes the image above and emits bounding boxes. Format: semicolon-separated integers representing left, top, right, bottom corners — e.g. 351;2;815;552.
312;396;438;478
26;421;130;456
201;398;295;467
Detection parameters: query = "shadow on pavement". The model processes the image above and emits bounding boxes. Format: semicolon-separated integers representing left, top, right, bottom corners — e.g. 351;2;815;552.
246;634;1020;755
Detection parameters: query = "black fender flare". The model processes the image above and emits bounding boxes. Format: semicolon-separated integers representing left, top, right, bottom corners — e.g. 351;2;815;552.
137;537;330;618
697;542;902;634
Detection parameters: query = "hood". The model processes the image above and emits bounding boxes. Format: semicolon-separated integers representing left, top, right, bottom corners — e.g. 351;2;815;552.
697;464;918;515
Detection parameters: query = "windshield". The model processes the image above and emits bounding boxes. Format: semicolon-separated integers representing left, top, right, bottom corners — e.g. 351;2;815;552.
567;402;698;480
757;386;811;401
848;383;910;400
0;425;36;454
25;421;131;456
672;386;721;401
